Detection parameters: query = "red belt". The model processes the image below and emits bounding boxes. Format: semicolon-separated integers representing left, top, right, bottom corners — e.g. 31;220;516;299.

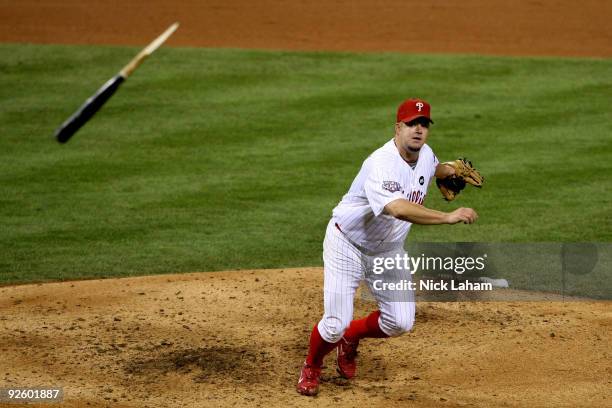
334;222;400;256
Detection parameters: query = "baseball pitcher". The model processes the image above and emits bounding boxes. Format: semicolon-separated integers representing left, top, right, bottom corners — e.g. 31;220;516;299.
297;98;484;396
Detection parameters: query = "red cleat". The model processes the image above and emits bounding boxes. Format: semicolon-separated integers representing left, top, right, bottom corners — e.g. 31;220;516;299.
336;337;359;379
297;362;322;396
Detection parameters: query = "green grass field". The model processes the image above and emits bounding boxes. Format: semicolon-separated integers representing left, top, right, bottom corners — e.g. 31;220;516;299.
1;44;611;284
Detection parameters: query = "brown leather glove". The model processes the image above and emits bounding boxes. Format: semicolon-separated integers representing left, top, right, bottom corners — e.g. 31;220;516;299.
436;158;484;201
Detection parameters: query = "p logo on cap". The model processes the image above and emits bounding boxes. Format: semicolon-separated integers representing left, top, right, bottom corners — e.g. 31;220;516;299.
397;98;433;124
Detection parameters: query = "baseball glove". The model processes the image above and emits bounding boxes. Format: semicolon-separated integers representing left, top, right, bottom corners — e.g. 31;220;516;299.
436;176;467;201
436;158;484;201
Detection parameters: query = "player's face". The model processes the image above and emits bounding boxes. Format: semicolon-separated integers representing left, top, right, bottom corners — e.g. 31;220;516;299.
395;117;430;153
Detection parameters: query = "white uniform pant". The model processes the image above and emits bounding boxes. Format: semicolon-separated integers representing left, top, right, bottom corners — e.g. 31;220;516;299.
317;220;416;343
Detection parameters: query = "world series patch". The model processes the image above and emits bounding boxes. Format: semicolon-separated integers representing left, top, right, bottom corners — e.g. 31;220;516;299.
382;180;402;193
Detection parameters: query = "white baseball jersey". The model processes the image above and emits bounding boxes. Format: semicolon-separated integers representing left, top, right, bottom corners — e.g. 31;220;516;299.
332;139;439;252
317;138;438;343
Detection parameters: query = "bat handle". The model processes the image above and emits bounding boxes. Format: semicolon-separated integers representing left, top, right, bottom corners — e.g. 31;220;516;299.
119;22;179;78
119;51;148;78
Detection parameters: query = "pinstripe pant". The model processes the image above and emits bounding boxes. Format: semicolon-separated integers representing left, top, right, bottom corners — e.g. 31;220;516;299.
317;220;416;343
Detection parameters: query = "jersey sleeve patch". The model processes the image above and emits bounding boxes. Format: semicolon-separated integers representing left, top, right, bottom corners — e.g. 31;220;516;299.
382;180;402;193
365;161;405;217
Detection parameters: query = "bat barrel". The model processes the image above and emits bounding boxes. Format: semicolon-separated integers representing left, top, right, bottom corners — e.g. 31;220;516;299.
53;22;178;144
55;75;125;144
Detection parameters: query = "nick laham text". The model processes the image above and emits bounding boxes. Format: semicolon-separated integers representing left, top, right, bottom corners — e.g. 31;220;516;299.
373;279;493;291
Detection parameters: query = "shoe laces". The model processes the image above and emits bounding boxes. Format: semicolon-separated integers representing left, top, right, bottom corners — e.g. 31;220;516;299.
304;364;320;380
343;340;359;360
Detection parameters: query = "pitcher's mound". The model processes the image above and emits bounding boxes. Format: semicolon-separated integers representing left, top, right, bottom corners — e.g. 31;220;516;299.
0;268;609;407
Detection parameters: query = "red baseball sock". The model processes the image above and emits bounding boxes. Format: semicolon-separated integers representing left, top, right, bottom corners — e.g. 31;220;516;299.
343;310;389;342
305;325;338;367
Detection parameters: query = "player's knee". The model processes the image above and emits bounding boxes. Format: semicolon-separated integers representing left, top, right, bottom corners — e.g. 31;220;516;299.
318;316;350;343
379;314;414;337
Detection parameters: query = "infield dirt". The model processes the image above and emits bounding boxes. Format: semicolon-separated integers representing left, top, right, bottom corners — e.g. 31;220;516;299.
1;1;610;407
1;269;610;407
1;0;611;57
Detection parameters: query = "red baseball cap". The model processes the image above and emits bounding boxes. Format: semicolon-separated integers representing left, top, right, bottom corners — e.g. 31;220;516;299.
396;98;433;124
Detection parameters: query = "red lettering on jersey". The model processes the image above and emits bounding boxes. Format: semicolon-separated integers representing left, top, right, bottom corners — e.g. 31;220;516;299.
407;190;425;205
